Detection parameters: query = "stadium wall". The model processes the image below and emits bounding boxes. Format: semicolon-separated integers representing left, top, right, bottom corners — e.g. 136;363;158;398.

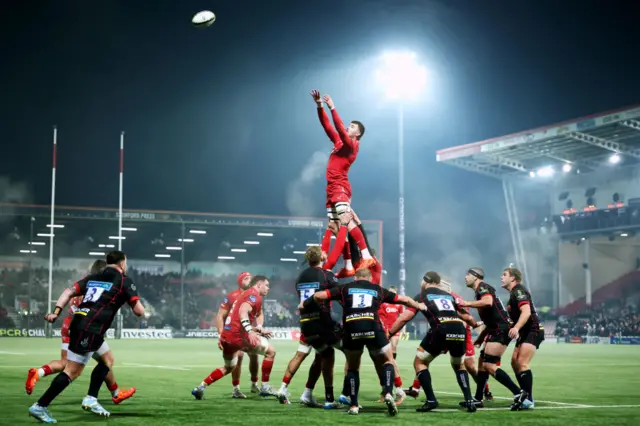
559;239;640;305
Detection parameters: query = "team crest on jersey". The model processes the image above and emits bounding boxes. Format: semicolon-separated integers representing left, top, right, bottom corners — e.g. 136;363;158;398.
249;295;257;303
223;297;228;304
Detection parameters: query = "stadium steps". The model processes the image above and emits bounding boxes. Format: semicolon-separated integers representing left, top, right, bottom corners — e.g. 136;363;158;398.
556;270;640;315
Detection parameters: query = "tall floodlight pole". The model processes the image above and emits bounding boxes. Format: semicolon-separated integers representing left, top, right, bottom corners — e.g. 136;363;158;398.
375;51;428;296
118;132;125;250
47;127;58;324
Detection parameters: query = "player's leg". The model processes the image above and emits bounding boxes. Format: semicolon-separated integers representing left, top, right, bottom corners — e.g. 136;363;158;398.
28;349;88;423
322;201;339;257
192;340;239;399
229;351;246;398
26;347;67;395
81;342;115;417
482;339;525;408
344;349;363;414
513;337;539;409
350;209;372;252
414;331;441;413
369;342;398;416
90;347;135;404
248;353;260;393
257;340;277;396
277;342;311;403
319;347;338;407
300;352;323;407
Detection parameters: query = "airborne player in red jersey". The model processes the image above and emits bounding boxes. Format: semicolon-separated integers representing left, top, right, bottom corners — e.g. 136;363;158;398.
192;276;278;399
311;90;376;278
216;272;261;397
25;260;135;404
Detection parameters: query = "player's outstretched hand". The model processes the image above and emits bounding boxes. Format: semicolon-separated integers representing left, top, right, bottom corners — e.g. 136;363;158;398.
338;211;353;226
417;302;427;311
217;340;224;350
260;329;274;339
310;90;322;105
247;331;261;347
44;313;58;323
322;94;335;109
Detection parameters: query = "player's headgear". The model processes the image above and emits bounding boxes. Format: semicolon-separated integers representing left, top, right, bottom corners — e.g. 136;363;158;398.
423;271;441;284
467;268;484;280
237;272;251;288
439;280;452;293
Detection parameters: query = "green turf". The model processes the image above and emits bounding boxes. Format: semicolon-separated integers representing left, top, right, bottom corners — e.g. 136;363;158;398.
2;338;640;425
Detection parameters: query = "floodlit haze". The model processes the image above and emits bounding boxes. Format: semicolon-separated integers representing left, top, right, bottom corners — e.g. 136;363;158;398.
2;0;639;293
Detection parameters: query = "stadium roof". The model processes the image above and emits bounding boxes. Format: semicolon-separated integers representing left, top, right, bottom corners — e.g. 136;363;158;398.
435;104;640;180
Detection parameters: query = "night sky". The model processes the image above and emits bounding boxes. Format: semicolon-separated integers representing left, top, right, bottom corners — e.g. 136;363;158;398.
2;0;639;282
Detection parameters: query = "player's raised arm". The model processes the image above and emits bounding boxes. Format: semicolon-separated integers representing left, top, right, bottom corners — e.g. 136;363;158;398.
323;94;355;148
458;294;493;309
44;282;84;323
312;90;342;147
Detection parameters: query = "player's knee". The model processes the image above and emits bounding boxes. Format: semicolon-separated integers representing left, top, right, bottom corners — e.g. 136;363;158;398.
335;202;350;216
265;345;276;359
225;356;239;368
518;362;530;371
449;356;464;368
297;343;312;355
482;353;501;365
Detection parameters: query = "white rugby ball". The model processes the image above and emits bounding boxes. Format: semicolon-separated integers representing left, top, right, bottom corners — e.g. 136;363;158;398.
192;10;216;28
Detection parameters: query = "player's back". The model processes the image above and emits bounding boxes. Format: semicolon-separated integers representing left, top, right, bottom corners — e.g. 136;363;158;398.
339;279;388;322
296;266;338;322
417;287;463;328
73;267;137;334
220;288;243;311
474;282;511;329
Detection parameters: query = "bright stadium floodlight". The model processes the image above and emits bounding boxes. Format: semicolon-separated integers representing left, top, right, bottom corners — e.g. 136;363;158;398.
536;166;554;177
375;50;428;296
562;163;572;173
376;51;428;100
609;153;621;164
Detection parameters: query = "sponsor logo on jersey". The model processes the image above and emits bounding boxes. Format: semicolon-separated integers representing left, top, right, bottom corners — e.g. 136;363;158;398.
297;282;320;291
87;280;113;291
348;288;377;296
427;294;454;302
249;295;257;303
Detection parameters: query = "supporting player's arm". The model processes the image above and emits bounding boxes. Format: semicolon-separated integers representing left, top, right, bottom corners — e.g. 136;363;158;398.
458;295;493;309
388;309;416;337
459;311;482;328
216;307;229;335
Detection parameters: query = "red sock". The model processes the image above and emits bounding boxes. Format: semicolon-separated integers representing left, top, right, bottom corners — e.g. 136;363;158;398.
394;376;403;388
496;361;501;367
321;228;333;253
342;237;352;265
107;382;118;392
204;368;225;385
412;379;421;389
485;383;490;392
261;359;274;382
41;365;53;376
282;375;291;385
232;379;240;386
348;226;369;253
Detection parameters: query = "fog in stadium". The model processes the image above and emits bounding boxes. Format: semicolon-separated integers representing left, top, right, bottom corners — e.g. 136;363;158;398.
2;1;640;424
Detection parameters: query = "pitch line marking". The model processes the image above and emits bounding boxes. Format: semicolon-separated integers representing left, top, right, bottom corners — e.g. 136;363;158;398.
437;391;592;407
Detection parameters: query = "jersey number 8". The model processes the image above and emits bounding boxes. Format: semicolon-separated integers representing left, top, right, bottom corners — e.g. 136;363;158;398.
433;297;454;312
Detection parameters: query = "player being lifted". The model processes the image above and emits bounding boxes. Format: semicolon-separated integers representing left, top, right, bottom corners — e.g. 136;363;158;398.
502;267;543;410
311;89;375;277
192;276;277;399
26;259;136;405
301;268;425;416
29;251;146;423
216;272;262;397
388;272;478;412
457;268;528;410
277;219;348;407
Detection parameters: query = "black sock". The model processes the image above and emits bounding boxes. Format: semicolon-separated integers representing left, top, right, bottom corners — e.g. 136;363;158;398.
474;371;490;400
494;368;521;395
88;362;110;398
357;224;371;250
469;370;478;384
382;363;395;395
456;369;473;401
519;370;533;400
393;352;397;360
37;372;72;407
341;375;349;397
346;370;360;407
417;369;437;402
325;386;334;403
349;236;361;265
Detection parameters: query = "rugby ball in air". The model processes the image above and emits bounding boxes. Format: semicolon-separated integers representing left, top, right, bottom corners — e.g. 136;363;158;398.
192;10;216;28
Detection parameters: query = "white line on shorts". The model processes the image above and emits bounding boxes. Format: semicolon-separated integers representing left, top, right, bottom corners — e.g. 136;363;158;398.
437;391;592;407
122;362;191;371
